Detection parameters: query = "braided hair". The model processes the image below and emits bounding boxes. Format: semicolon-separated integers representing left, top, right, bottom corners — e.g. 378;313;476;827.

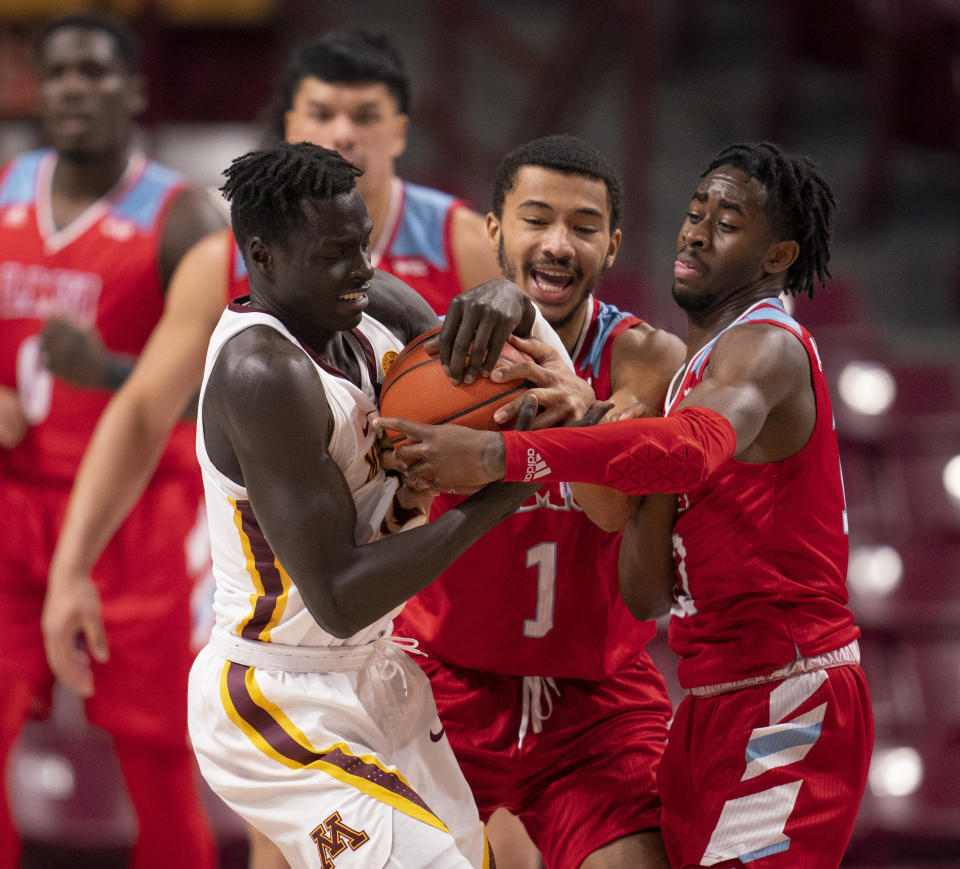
703;142;836;298
220;142;362;249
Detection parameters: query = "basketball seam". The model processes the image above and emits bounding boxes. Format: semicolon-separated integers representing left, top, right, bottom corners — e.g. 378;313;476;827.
435;381;529;424
382;380;530;448
380;355;441;404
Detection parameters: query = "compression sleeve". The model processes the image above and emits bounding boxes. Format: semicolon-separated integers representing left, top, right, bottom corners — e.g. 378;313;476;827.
501;405;737;493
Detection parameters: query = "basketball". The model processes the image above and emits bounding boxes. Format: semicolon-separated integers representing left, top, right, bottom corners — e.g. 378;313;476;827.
379;327;533;447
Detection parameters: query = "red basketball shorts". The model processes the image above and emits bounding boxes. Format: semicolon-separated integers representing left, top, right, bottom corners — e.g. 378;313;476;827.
659;664;873;868
417;649;673;869
0;470;205;747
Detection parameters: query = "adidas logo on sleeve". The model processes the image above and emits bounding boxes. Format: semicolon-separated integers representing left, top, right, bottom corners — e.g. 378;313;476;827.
523;448;552;482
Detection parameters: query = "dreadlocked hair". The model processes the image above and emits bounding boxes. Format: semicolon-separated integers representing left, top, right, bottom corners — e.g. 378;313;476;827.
219;142;362;249
703;141;836;298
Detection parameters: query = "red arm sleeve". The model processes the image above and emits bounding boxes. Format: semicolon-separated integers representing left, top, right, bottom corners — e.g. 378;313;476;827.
501;405;737;493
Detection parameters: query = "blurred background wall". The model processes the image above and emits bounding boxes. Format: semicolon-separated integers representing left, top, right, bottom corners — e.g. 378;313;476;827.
1;1;959;866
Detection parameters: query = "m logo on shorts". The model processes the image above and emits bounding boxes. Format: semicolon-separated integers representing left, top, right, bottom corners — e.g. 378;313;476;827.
310;811;370;868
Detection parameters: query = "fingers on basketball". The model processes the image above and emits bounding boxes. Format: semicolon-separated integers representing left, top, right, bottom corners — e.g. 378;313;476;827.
379;327;533;447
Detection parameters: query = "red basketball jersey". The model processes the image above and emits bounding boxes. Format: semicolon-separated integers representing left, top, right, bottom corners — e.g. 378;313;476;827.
373;178;468;316
396;297;657;679
0;149;193;483
665;298;859;689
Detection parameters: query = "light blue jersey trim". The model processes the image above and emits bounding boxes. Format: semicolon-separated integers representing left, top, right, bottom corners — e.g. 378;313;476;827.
741;840;791;862
578;300;633;381
233;244;248;281
0;150;46;207
389;181;456;267
112;161;183;228
690;298;799;378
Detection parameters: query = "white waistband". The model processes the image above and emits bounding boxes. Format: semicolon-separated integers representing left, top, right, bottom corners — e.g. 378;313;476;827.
688;640;861;698
209;627;422;674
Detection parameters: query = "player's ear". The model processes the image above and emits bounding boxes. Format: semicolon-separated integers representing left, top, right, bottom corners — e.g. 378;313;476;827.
605;227;622;270
389;112;409;160
764;239;799;275
485;212;501;253
126;73;148;117
247;237;272;275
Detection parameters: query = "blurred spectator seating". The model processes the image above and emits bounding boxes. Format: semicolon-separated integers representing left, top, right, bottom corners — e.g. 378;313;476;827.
848;537;960;633
596;268;659;322
764;0;960;229
789;278;884;358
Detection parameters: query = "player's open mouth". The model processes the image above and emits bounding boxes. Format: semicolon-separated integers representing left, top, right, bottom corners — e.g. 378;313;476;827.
531;268;575;297
338;291;367;301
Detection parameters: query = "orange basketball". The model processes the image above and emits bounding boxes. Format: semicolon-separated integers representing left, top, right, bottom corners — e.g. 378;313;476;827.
379;327;533;447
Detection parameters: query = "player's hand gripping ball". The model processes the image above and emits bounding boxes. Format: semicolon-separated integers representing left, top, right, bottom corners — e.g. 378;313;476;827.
379;326;532;448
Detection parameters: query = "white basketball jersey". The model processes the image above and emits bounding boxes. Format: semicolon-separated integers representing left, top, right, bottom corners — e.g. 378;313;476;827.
196;302;408;648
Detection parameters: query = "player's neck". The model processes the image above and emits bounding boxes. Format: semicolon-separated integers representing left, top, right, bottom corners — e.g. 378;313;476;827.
551;296;592;355
52;149;130;203
684;284;782;358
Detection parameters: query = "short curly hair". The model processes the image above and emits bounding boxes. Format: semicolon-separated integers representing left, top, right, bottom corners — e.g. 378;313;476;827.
492;134;624;232
35;12;142;75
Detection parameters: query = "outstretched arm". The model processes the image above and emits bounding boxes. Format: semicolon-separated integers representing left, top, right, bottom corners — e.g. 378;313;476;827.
378;321;813;493
206;328;536;639
381;405;736;493
42;231;232;696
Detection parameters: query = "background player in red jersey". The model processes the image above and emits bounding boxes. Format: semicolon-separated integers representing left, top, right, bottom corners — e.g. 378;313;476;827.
394;134;685;869
0;12;226;869
42;28;502;867
380;141;874;869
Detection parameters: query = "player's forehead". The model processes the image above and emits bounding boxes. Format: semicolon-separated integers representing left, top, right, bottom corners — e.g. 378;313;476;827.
506;165;611;224
694;165;769;213
291;76;399;112
39;27;123;70
301;189;371;236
